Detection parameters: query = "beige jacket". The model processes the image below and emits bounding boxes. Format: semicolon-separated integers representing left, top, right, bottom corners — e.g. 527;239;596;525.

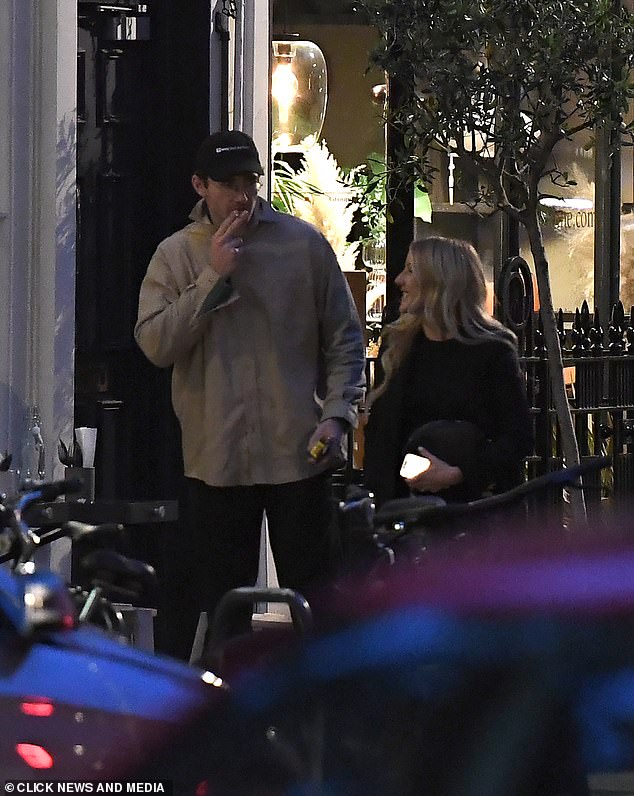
135;198;365;486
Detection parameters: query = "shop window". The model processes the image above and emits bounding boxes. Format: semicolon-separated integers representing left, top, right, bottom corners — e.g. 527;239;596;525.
519;131;595;313
271;5;386;349
620;102;634;311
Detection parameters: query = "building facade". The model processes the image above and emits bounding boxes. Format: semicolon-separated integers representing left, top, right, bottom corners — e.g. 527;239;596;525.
1;1;269;499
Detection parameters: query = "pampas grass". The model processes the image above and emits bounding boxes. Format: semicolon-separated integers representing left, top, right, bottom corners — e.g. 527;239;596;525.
273;137;360;271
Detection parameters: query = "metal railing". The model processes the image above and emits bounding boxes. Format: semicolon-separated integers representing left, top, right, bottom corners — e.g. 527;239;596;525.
345;298;634;517
515;300;634;511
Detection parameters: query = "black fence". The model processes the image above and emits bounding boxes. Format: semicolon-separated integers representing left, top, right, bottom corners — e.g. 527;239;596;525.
342;252;634;521
497;254;634;513
350;307;634;520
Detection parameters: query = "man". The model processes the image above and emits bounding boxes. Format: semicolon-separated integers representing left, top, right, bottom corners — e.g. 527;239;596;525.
135;130;365;657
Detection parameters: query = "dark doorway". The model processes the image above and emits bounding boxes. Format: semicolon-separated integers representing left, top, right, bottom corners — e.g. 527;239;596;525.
75;3;223;650
75;0;214;503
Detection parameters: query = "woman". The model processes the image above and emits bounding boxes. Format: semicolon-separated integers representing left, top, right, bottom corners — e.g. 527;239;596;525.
363;236;533;507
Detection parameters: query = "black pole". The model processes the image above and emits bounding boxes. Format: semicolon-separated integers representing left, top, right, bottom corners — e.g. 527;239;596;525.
385;75;414;324
215;11;230;131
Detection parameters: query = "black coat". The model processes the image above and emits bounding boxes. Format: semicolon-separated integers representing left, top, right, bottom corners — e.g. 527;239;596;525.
363;332;534;506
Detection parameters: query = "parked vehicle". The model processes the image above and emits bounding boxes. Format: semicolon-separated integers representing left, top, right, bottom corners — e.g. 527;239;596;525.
0;479;225;781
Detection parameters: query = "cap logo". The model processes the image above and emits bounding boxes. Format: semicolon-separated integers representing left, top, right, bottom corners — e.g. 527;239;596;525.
215;145;251;153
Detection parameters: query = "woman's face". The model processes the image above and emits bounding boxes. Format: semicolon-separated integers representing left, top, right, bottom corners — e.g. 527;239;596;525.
395;252;423;314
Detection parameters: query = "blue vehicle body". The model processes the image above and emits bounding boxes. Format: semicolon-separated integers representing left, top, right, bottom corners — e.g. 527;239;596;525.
0;565;224;780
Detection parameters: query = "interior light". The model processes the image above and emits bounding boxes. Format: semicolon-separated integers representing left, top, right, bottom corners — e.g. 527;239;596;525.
272;40;327;152
272;60;299;125
371;83;387;105
539;197;593;210
15;743;54;769
276;132;293;150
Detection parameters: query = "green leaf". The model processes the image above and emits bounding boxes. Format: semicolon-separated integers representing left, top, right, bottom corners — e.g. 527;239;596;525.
414;184;433;222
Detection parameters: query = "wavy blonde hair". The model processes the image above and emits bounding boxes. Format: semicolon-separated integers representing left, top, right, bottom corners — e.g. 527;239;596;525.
368;237;516;405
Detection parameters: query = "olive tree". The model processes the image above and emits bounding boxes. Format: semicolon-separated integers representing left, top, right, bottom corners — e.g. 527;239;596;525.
363;0;634;520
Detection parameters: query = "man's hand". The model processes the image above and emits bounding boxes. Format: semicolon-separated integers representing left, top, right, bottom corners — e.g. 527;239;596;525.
210;210;249;277
404;446;463;493
307;418;348;470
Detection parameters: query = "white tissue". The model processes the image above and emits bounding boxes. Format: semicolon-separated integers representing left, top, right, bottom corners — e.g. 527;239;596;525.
75;427;97;468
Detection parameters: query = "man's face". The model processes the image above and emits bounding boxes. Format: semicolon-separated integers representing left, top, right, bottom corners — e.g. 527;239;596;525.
192;172;260;226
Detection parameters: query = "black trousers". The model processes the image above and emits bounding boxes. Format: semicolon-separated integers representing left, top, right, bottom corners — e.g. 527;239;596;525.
156;472;338;660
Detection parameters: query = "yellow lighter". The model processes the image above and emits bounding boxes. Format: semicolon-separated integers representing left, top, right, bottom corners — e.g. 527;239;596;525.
309;438;329;461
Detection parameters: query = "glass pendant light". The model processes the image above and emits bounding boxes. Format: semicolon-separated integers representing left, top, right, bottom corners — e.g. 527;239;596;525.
272;39;328;152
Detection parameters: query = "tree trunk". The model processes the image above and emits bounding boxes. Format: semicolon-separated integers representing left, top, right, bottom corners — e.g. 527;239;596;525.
523;212;587;525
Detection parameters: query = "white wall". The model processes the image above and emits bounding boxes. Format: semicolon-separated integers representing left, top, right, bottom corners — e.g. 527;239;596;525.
0;0;76;577
228;0;280;602
228;0;271;195
0;0;76;488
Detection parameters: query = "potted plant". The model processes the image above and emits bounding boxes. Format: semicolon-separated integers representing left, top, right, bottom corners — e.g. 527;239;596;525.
271;137;360;271
345;154;388;266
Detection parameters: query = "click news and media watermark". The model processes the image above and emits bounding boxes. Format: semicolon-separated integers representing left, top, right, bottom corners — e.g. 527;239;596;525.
4;784;172;794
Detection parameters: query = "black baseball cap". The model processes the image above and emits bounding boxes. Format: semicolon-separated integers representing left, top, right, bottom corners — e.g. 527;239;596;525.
194;130;264;181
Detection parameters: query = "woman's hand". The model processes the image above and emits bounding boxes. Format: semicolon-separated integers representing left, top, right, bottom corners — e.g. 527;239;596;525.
404;446;463;493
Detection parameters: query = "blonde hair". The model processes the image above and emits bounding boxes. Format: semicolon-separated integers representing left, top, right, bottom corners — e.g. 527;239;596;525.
368;237;516;405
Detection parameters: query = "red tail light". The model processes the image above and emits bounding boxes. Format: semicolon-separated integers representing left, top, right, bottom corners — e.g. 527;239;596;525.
195;781;209;796
15;743;54;769
20;701;55;717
